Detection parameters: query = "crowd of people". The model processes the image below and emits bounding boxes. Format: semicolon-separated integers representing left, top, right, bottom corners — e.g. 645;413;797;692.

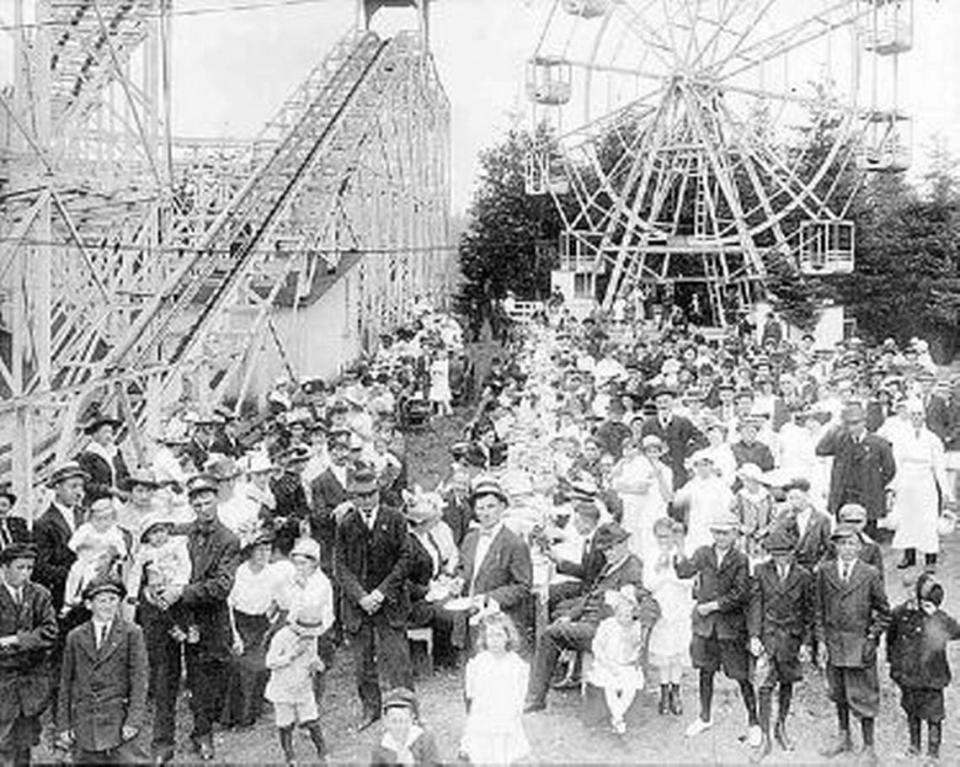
2;300;960;765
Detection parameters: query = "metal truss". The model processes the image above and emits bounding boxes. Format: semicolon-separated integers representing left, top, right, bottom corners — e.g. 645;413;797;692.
1;2;453;514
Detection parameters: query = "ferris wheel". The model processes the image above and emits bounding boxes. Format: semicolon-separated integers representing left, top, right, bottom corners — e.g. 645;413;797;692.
525;0;914;325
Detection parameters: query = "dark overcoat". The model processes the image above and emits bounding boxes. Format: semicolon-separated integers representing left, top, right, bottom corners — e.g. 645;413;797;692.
178;520;241;659
640;414;707;489
34;504;81;613
57;619;148;752
335;506;411;633
0;581;58;725
887;603;960;690
747;561;814;662
75;449;129;503
675;545;750;640
814;559;890;668
815;428;896;520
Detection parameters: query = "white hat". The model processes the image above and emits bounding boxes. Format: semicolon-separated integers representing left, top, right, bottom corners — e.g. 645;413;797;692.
243;451;275;474
290;537;321;562
737;463;764;483
709;511;740;532
688;449;715;466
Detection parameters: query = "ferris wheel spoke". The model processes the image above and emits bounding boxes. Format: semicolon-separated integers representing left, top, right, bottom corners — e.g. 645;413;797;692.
612;0;682;74
711;2;863;82
703;79;857;114
688;0;760;73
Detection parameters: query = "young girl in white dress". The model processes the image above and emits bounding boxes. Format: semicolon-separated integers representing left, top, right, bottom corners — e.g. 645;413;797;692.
460;612;530;765
587;585;648;734
645;517;693;717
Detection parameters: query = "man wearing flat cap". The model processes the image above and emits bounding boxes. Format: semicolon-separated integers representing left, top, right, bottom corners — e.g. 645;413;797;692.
148;474;240;763
0;543;58;765
813;523;890;763
525;522;659;713
57;575;149;763
816;402;896;540
456;478;533;649
335;466;413;731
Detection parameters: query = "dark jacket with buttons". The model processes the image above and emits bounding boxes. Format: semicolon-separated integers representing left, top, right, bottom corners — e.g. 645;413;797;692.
0;580;58;725
887;602;960;689
57;618;149;753
814;559;890;668
675;545;750;640
747;561;815;660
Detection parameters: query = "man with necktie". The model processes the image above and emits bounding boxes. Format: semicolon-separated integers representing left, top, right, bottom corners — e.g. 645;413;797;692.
35;462;89;616
335;466;412;731
0;485;29;551
814;523;890;764
0;543;58;765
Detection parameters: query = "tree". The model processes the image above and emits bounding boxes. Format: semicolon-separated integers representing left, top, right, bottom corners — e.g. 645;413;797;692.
456;125;566;331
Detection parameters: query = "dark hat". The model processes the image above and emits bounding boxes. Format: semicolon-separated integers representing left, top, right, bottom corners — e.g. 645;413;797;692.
82;412;123;435
573;501;601;520
204;456;242;480
186;474;219;498
917;573;944;607
246;528;276;551
213;405;236;422
0;542;37;565
347;467;379;495
382;687;418;715
782;477;811;493
301;378;326;396
122;469;160;492
830;522;861;541
652;386;677;400
594;522;631;550
47;461;90;488
82;575;126;601
469;477;508;506
0;484;17;506
763;528;797;554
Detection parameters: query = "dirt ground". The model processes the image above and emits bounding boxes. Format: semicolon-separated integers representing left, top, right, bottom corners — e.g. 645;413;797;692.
34;408;960;764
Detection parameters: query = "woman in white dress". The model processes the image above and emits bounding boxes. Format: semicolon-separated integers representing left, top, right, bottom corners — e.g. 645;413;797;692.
890;399;955;569
673;451;734;551
610;435;673;561
428;349;452;417
702;421;737;488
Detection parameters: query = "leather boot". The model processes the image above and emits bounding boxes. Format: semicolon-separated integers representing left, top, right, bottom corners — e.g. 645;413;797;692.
306;720;327;763
658;685;669;715
774;720;795;751
908;717;922;756
278;726;296;765
669;684;683;716
897;549;916;569
755;690;772;760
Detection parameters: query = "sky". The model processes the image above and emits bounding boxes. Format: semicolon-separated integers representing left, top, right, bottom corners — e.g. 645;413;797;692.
2;0;959;212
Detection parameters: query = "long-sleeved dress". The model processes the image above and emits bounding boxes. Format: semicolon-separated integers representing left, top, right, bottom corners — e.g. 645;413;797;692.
461;650;529;765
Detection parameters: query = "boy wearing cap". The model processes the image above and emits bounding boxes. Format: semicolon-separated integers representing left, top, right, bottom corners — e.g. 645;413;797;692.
814;523;890;763
887;573;960;761
674;512;760;745
0;544;58;765
747;530;815;759
371;688;439;766
822;503;884;575
57;576;148;763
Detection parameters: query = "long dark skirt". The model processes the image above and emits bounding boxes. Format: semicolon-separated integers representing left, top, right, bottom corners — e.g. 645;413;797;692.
220;611;271;729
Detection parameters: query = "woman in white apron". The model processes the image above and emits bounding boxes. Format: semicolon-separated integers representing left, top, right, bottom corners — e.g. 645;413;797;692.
890;400;954;569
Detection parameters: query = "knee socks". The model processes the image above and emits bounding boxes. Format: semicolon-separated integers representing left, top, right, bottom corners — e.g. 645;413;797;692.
305;720;326;759
777;683;793;723
738;679;758;726
837;703;851;734
278;726;295;763
698;670;714;722
862;717;875;749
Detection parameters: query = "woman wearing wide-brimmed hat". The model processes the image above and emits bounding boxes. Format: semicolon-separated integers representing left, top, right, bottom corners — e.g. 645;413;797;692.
75;412;130;503
0;484;29;550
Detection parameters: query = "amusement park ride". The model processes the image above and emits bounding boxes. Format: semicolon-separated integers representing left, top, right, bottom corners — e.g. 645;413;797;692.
0;0;453;508
525;0;915;324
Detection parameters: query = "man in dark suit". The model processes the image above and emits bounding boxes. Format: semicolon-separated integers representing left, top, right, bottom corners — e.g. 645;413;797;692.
0;543;58;765
75;414;130;503
335;466;412;731
149;474;240;763
0;485;30;550
640;387;707;489
56;576;149;763
675;511;759;745
457;477;533;648
771;478;832;571
525;523;659;712
816;403;896;540
814;524;890;763
309;432;353;569
209;405;245;458
269;445;312;555
545;502;603;611
747;529;815;759
731;418;775;472
34;462;89;616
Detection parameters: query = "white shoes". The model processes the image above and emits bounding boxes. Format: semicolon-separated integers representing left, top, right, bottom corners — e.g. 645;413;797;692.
747;724;763;748
685;717;714;737
612;718;626;735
